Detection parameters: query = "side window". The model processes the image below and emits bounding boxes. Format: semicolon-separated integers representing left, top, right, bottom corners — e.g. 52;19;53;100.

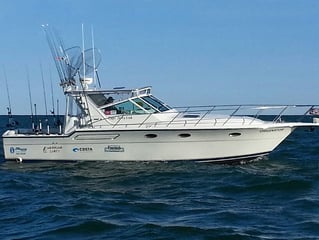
89;94;108;106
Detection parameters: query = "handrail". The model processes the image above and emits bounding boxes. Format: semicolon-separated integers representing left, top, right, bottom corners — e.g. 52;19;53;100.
89;104;319;129
194;106;215;126
222;105;241;126
138;113;153;128
166;107;190;127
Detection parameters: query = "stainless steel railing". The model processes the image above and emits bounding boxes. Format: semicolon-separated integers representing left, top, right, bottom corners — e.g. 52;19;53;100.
91;104;318;129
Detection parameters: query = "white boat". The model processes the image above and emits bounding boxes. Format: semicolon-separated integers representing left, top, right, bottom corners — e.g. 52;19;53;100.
2;27;319;163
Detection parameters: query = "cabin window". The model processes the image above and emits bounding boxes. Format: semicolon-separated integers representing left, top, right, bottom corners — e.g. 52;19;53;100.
88;94;108;106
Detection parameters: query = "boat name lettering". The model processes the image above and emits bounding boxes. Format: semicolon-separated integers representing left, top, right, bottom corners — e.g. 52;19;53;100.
43;146;63;153
260;128;284;133
104;145;125;152
108;116;133;120
9;147;27;155
73;147;93;152
122;116;133;120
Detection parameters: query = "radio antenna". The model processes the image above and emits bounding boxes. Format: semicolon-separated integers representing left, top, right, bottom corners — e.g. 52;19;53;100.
82;23;86;81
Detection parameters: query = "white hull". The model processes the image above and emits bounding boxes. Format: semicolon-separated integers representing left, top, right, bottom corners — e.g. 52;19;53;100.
3;126;295;163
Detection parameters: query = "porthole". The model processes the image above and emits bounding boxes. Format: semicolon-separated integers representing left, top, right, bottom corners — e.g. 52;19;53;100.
145;133;158;139
179;133;191;138
229;132;241;137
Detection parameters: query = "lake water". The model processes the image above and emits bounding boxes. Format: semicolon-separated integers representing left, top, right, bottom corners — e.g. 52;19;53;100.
0;115;318;239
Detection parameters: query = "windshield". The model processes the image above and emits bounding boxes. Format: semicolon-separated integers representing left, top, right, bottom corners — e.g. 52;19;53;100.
142;95;170;112
111;100;148;114
101;95;171;115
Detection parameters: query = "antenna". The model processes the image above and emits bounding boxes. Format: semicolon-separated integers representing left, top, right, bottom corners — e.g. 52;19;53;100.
91;26;96;88
91;26;102;88
91;26;95;88
82;23;86;82
78;24;94;126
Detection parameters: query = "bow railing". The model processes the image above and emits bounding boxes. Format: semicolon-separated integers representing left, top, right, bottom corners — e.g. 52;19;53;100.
91;104;319;129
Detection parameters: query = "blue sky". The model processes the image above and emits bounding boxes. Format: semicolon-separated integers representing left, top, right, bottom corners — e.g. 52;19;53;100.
1;0;319;114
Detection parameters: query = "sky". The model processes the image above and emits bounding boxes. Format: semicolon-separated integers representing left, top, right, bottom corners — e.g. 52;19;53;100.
0;0;319;114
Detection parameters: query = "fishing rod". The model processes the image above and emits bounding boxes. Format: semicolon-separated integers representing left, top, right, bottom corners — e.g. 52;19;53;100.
42;24;70;86
34;103;40;132
26;66;35;131
56;99;62;134
49;68;62;133
2;66;17;127
40;63;48;117
49;68;57;128
3;66;12;115
42;25;65;84
50;70;55;116
40;63;50;134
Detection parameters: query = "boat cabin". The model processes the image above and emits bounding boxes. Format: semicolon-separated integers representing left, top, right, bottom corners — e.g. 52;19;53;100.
87;86;171;116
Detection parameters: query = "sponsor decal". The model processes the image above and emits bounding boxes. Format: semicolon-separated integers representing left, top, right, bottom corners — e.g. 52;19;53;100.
10;147;14;154
43;146;63;153
9;146;27;155
104;145;124;152
72;147;93;153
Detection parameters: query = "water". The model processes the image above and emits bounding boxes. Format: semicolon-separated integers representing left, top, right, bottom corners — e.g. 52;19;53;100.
0;116;319;239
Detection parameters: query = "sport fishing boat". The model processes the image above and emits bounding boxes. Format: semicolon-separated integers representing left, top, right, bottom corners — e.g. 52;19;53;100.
2;27;319;163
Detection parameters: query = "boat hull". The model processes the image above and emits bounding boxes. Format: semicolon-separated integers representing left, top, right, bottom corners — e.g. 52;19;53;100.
2;126;295;163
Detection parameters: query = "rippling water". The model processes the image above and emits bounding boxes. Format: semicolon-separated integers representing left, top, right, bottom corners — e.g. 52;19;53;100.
1;116;319;239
